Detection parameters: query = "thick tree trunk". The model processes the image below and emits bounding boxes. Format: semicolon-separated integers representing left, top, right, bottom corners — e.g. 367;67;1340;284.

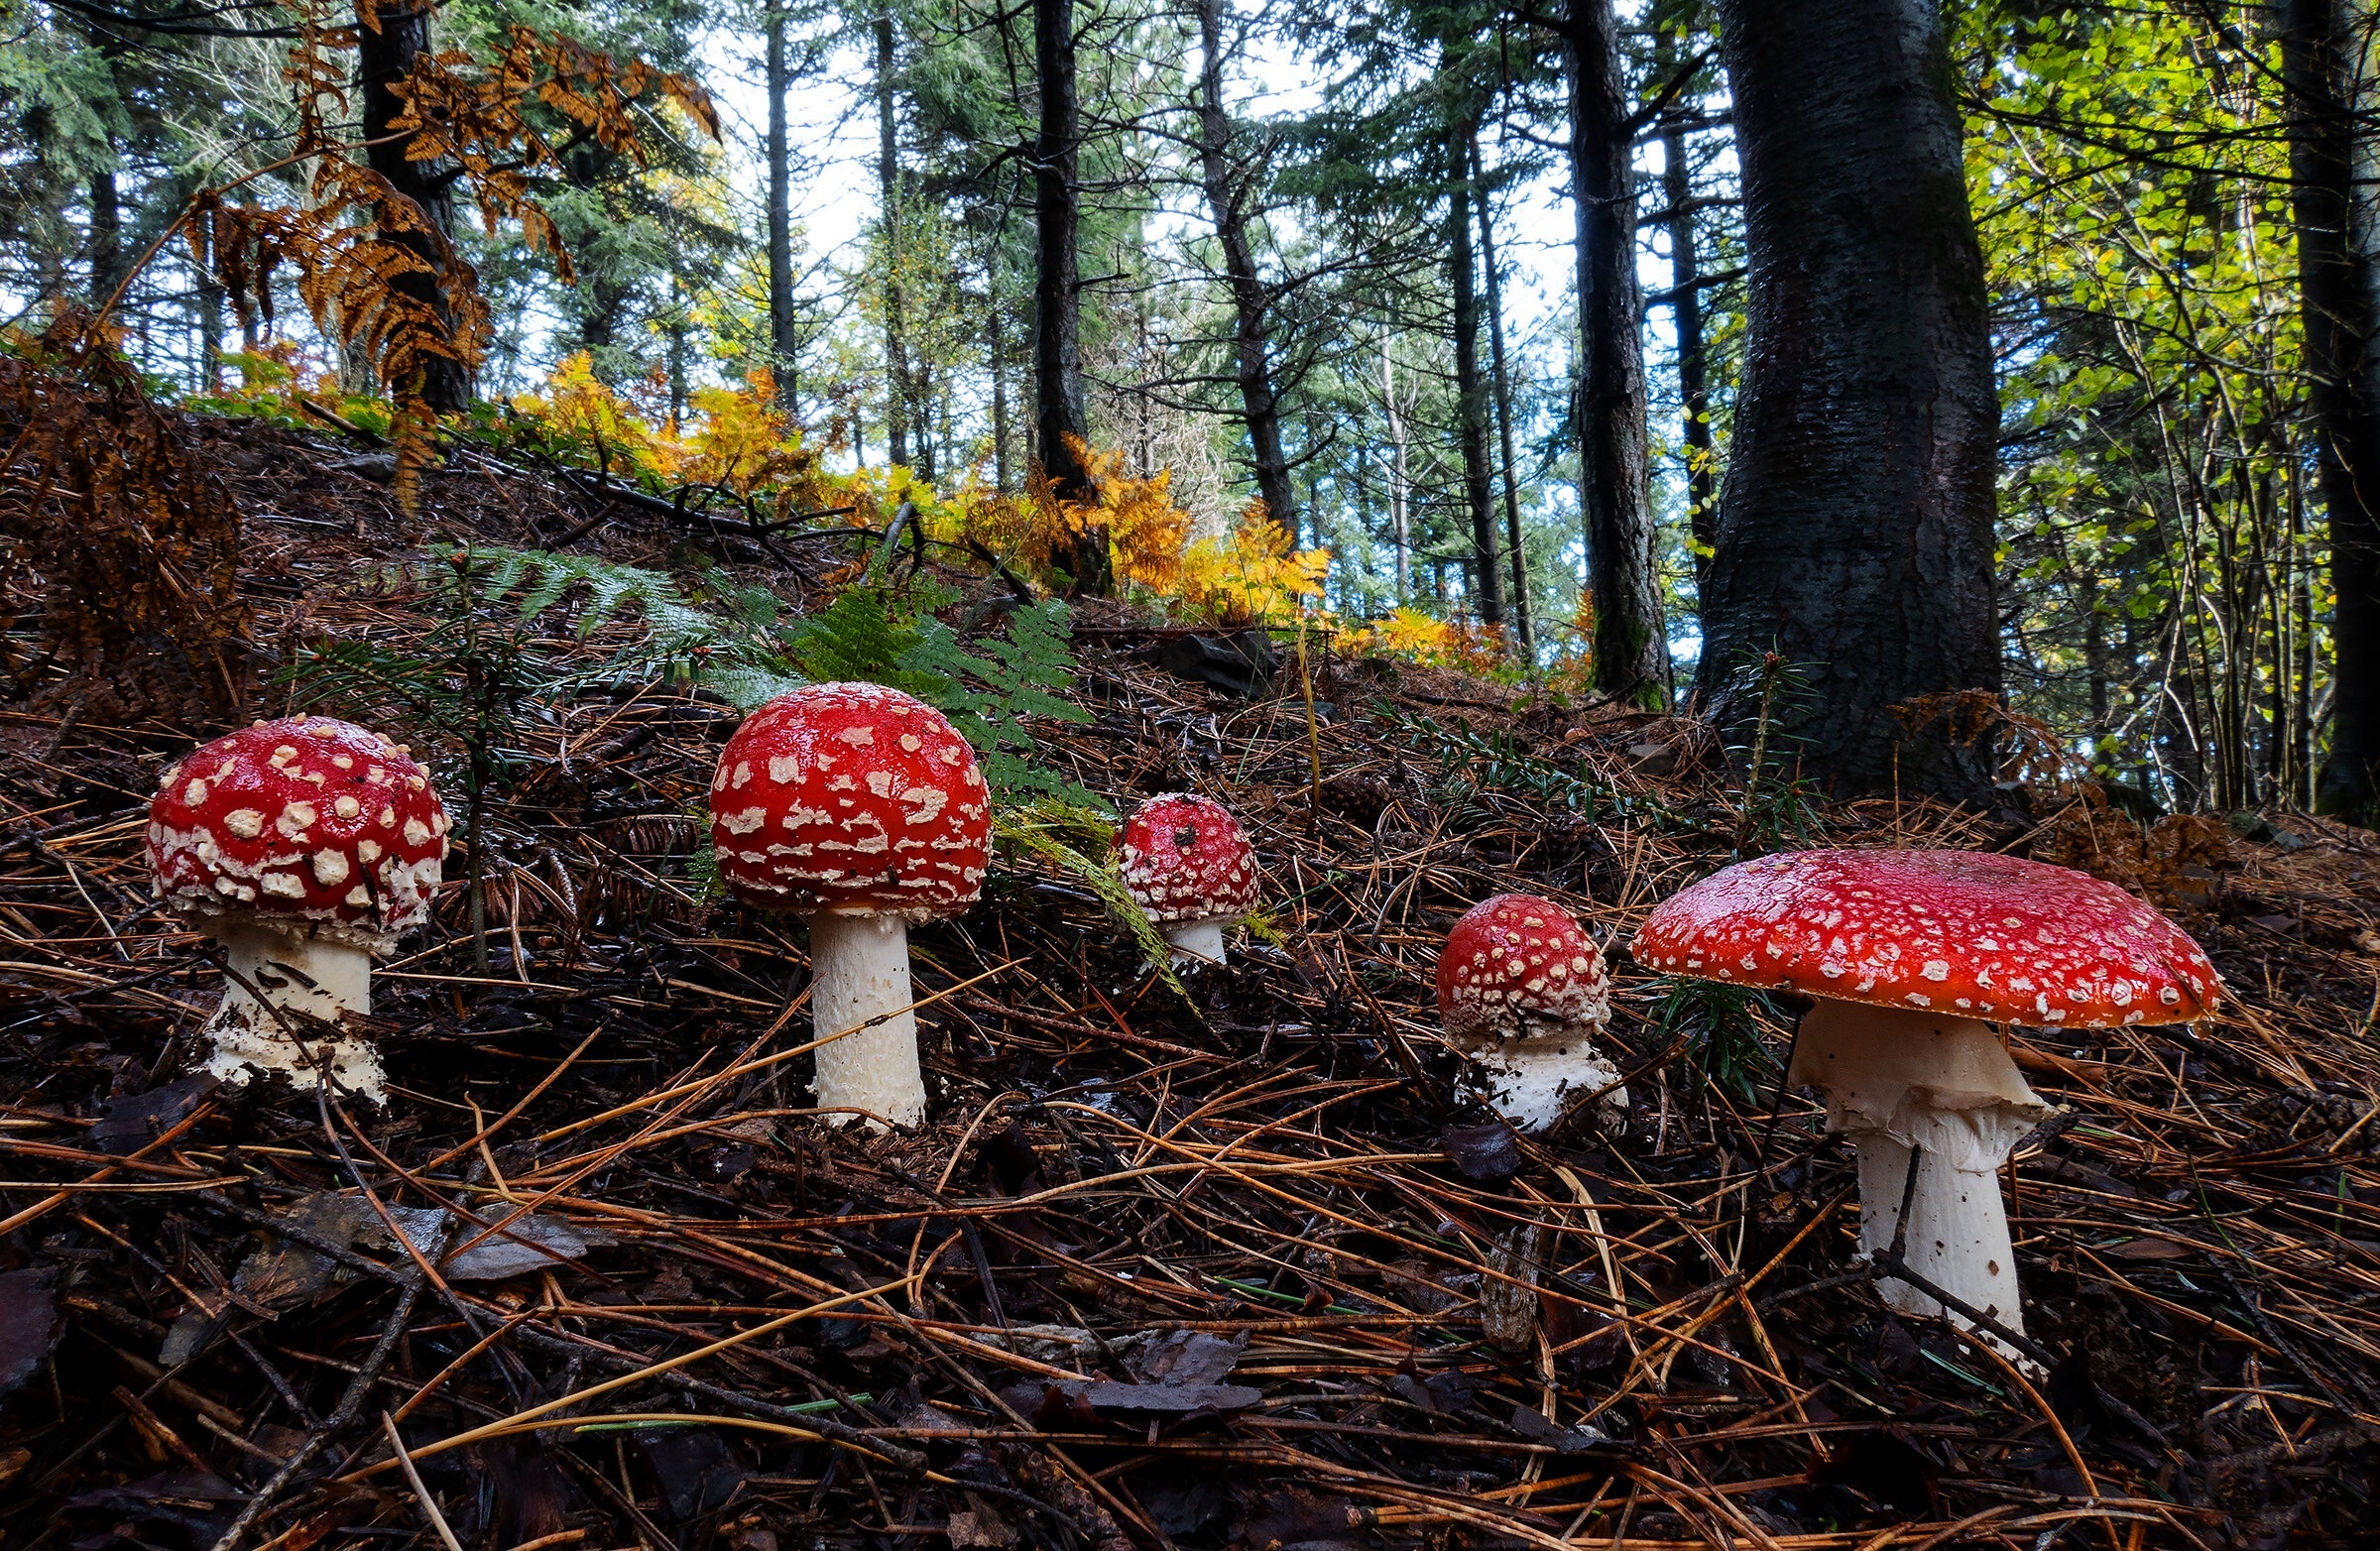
1661;113;1716;589
358;0;470;413
767;0;797;409
1033;0;1102;586
1695;0;2001;800
1195;0;1297;536
1565;0;1664;705
1473;135;1533;659
2288;0;2380;817
878;8;911;468
1446;124;1504;630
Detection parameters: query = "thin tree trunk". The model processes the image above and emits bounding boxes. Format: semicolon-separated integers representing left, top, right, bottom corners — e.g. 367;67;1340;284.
767;0;797;409
1383;332;1411;598
1446;123;1504;630
357;0;469;413
1034;0;1102;586
991;279;1011;494
878;8;911;468
1473;133;1533;660
1661;110;1716;589
89;171;121;306
2287;0;2380;816
1695;0;2001;801
1565;0;1663;704
1195;0;1297;535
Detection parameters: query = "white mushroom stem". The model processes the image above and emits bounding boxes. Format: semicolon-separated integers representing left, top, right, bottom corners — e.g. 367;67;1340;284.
806;910;926;1130
200;918;384;1100
1160;916;1230;968
1468;1031;1627;1135
1788;1000;2052;1356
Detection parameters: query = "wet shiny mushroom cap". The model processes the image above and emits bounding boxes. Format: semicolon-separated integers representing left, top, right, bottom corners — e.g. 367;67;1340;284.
709;683;992;919
1630;848;2222;1026
1116;793;1260;924
1436;893;1610;1043
148;716;448;947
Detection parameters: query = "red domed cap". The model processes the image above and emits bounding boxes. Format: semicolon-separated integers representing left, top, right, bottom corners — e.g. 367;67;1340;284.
1116;793;1259;924
148;716;448;946
710;683;991;918
1437;894;1609;1043
1631;848;2222;1026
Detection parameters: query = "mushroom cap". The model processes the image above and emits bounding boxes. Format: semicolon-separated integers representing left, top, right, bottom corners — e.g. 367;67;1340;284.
1631;848;2222;1027
148;716;448;949
1437;893;1610;1044
710;683;992;919
1115;793;1260;924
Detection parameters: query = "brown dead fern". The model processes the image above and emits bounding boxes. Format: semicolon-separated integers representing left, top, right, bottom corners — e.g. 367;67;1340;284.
0;317;252;726
97;0;717;516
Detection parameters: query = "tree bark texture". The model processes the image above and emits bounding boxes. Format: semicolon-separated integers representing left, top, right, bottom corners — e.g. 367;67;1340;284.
766;0;797;409
357;0;470;413
89;171;121;306
878;8;911;468
1696;0;2001;800
1033;0;1102;587
1446;124;1504;630
1661;113;1716;589
2287;0;2380;817
1565;0;1664;703
1196;0;1297;537
1473;135;1534;659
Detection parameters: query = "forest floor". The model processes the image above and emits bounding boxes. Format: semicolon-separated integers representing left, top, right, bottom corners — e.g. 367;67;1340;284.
7;403;2380;1551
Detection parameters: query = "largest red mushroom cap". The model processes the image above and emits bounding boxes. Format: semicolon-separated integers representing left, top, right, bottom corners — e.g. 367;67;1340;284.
148;716;449;946
710;683;992;918
1116;793;1259;923
1631;848;2222;1026
1437;894;1610;1043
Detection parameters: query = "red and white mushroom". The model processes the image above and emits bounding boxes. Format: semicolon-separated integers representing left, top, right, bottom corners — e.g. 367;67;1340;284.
147;716;448;1098
711;683;992;1129
1437;894;1623;1133
1116;793;1260;967
1633;848;2221;1351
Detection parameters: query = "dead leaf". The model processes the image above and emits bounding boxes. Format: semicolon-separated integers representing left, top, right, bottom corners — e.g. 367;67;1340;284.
0;1268;60;1398
1442;1119;1522;1182
1127;1328;1246;1387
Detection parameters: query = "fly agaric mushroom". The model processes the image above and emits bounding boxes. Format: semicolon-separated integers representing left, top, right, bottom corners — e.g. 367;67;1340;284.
710;683;992;1130
1633;848;2221;1347
148;716;449;1098
1437;894;1624;1133
1116;793;1261;967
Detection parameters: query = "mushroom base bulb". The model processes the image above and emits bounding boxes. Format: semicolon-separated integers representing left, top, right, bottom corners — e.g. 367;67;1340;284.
806;911;927;1132
198;919;384;1101
1789;1002;2051;1354
1160;916;1230;969
1468;1039;1626;1135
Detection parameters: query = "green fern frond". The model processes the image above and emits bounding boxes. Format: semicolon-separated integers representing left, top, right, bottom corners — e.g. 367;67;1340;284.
993;800;1179;995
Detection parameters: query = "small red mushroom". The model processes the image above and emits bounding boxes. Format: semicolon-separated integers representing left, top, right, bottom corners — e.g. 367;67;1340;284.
1116;793;1260;967
1633;848;2222;1352
147;715;448;1097
1436;894;1622;1133
710;683;992;1129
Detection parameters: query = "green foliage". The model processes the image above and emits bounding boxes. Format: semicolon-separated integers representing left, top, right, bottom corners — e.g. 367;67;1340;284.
992;798;1180;994
284;549;550;972
410;545;808;710
1656;980;1781;1109
899;603;1097;806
